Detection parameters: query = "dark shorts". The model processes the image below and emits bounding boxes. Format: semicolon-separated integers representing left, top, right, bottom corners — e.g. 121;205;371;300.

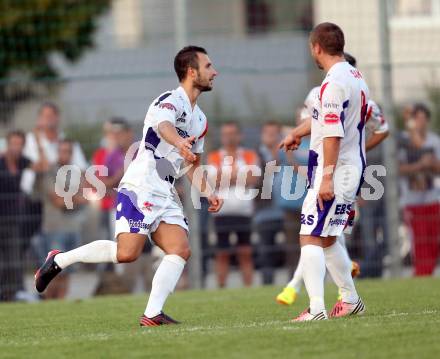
214;216;252;249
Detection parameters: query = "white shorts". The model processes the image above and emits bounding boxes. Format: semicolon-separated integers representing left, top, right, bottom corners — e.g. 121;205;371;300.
114;186;188;239
299;188;355;238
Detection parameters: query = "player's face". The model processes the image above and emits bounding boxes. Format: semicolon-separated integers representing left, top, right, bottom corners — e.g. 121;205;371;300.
309;42;324;70
193;53;218;92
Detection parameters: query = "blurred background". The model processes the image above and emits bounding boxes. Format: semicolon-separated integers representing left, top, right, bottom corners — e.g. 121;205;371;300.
0;0;439;302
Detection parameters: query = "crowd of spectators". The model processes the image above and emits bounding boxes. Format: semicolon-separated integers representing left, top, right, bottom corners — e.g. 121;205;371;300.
0;100;439;301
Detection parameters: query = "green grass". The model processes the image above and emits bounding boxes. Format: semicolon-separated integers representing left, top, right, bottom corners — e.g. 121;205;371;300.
1;278;439;359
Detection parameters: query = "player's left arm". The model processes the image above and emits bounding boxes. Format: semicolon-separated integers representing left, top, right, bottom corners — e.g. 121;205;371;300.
184;154;223;212
366;102;389;151
366;131;389;151
319;137;340;210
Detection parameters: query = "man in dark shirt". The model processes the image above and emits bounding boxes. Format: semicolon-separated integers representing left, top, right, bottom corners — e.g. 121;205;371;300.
0;130;32;301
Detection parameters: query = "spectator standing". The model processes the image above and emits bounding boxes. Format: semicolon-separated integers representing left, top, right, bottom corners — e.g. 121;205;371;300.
208;121;259;287
276;110;310;277
0;131;32;301
38;139;88;299
399;104;440;276
24;102;87;171
254;121;285;285
92;118;127;242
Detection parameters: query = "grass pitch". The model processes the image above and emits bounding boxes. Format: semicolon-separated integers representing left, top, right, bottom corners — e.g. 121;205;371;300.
1;277;439;359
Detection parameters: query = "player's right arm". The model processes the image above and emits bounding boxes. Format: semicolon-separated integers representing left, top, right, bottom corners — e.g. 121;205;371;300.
149;93;197;163
157;121;196;163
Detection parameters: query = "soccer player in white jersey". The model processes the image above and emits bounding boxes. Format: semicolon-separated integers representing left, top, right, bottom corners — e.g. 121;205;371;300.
277;53;388;307
280;23;370;321
35;46;223;326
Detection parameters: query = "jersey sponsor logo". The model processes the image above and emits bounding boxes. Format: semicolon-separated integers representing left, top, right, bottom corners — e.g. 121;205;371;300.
159;102;177;112
335;203;352;215
323;102;340;109
128;219;151;230
312;108;319;120
300;214;315;225
176;127;189;139
142;201;154;212
329;218;347;226
177;111;187;123
324;113;340;124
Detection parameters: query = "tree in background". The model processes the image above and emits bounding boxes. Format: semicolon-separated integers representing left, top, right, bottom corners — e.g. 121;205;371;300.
0;0;110;123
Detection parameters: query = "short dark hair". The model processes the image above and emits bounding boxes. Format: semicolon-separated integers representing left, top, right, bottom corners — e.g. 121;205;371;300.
413;103;431;120
7;130;26;143
174;46;208;82
310;22;345;56
39;101;60;115
344;52;357;67
263;120;281;130
109;117;131;131
221;120;241;131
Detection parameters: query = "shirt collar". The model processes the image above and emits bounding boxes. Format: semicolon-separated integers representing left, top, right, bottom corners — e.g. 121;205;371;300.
176;86;192;109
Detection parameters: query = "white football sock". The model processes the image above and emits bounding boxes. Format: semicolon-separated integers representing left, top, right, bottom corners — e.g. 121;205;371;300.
54;240;118;269
301;245;326;315
324;241;359;304
144;254;186;318
287;256;303;293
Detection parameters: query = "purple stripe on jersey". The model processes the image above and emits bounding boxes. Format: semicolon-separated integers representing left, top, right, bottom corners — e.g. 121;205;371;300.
144;127;176;185
115;188;145;234
311;197;335;237
356;102;367;195
340;100;349;132
307;150;319;189
145;127;161;152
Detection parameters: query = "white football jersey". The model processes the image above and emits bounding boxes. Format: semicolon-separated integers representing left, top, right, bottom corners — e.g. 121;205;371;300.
307;61;370;198
303;88;387;136
365;99;388;135
120;86;208;197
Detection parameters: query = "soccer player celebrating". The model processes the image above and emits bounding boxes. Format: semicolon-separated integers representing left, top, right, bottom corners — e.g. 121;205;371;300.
277;53;389;307
35;46;223;326
280;23;369;321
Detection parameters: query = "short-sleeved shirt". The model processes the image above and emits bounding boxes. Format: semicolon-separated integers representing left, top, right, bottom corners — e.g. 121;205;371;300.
208;148;258;217
399;131;440;206
41;165;85;233
307;61;370;199
303;88;387;138
365;100;388;135
119;86;208;197
23;132;88;171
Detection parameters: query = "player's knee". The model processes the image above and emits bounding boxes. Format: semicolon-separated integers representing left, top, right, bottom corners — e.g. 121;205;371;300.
181;247;192;261
175;246;191;261
116;248;139;263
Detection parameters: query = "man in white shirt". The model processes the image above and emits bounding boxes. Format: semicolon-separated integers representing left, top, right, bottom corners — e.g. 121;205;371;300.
35;46;223;326
277;53;389;306
23;102;87;171
280;23;369;321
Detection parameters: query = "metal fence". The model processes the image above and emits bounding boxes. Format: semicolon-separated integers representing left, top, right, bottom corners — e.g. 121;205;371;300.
0;0;439;301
